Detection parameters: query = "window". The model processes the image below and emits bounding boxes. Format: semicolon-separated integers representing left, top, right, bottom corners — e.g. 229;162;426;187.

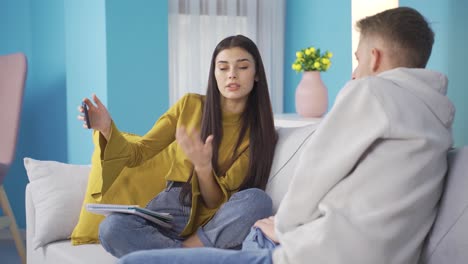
169;0;285;113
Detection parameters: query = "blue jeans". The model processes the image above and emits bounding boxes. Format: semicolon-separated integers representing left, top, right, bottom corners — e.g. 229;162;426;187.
117;227;277;264
99;186;272;257
242;227;278;250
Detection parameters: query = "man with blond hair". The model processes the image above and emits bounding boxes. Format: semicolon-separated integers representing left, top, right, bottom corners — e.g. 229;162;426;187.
118;7;454;264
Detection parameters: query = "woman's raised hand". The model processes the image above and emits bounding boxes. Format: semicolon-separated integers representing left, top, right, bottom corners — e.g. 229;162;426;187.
77;94;112;140
176;126;214;172
177;127;222;208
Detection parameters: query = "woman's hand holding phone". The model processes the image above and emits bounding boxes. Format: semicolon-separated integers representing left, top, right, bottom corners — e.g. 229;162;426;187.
81;102;91;129
78;94;112;140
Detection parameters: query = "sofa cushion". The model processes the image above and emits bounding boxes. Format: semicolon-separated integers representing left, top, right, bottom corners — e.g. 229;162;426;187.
24;158;91;249
419;146;468;264
266;123;318;213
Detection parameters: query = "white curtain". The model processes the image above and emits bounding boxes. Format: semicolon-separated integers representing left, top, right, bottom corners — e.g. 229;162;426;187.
168;0;285;113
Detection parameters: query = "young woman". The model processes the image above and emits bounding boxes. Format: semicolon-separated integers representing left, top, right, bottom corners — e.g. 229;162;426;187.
78;35;278;258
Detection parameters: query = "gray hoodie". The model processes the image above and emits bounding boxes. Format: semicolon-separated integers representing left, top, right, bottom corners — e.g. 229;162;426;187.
274;68;455;264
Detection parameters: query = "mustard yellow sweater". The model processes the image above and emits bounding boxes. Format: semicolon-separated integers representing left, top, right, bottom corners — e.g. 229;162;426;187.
100;93;250;236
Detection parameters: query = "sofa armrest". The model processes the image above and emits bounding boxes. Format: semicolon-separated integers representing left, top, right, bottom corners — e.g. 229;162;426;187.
25;183;37;261
420;146;468;264
266;124;319;212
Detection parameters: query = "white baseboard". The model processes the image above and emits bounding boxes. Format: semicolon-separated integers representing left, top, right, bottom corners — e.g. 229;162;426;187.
0;228;26;241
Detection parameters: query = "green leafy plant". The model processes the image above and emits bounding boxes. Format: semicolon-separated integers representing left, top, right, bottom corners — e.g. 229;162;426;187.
292;46;333;73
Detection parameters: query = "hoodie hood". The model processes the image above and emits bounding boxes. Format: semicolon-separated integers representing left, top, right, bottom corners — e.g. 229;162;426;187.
379;68;455;129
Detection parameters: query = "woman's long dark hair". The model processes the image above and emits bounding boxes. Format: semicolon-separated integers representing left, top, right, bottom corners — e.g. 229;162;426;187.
180;35;278;205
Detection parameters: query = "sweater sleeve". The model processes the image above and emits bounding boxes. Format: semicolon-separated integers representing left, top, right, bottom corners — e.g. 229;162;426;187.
98;95;190;192
273;79;390;264
191;147;250;203
102;95;189;165
213;150;250;202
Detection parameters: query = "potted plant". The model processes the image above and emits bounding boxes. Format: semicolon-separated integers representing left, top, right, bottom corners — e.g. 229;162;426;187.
292;46;333;117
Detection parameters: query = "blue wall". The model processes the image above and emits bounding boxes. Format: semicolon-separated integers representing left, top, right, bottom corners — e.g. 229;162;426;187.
106;0;168;135
1;0;67;228
447;1;468;147
284;0;468;147
284;0;352;114
0;0;168;228
0;0;32;230
64;1;108;164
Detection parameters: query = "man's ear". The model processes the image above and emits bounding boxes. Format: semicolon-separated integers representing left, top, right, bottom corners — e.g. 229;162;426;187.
370;48;382;73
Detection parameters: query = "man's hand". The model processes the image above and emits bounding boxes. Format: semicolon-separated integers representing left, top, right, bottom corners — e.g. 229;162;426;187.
254;216;278;243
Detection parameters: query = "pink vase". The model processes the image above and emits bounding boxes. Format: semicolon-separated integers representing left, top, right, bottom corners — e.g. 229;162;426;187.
295;71;328;117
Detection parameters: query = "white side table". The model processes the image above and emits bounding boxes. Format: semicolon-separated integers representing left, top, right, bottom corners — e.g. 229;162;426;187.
274;113;322;128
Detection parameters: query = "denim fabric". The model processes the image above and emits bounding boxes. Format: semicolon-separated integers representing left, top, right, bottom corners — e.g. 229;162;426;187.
117;247;273;264
99;186;273;258
197;188;273;249
117;227;277;264
242;227;278;250
99;185;189;257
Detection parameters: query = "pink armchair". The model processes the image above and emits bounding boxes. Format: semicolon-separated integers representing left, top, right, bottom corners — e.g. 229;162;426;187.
0;52;28;264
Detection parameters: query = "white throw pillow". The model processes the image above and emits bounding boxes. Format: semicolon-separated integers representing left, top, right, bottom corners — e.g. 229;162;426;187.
266;123;318;213
24;157;91;249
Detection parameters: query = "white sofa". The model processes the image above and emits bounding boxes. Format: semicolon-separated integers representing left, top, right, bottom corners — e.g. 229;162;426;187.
25;124;318;264
25;123;468;264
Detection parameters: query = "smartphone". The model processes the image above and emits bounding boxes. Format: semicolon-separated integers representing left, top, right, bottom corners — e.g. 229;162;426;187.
82;102;91;129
